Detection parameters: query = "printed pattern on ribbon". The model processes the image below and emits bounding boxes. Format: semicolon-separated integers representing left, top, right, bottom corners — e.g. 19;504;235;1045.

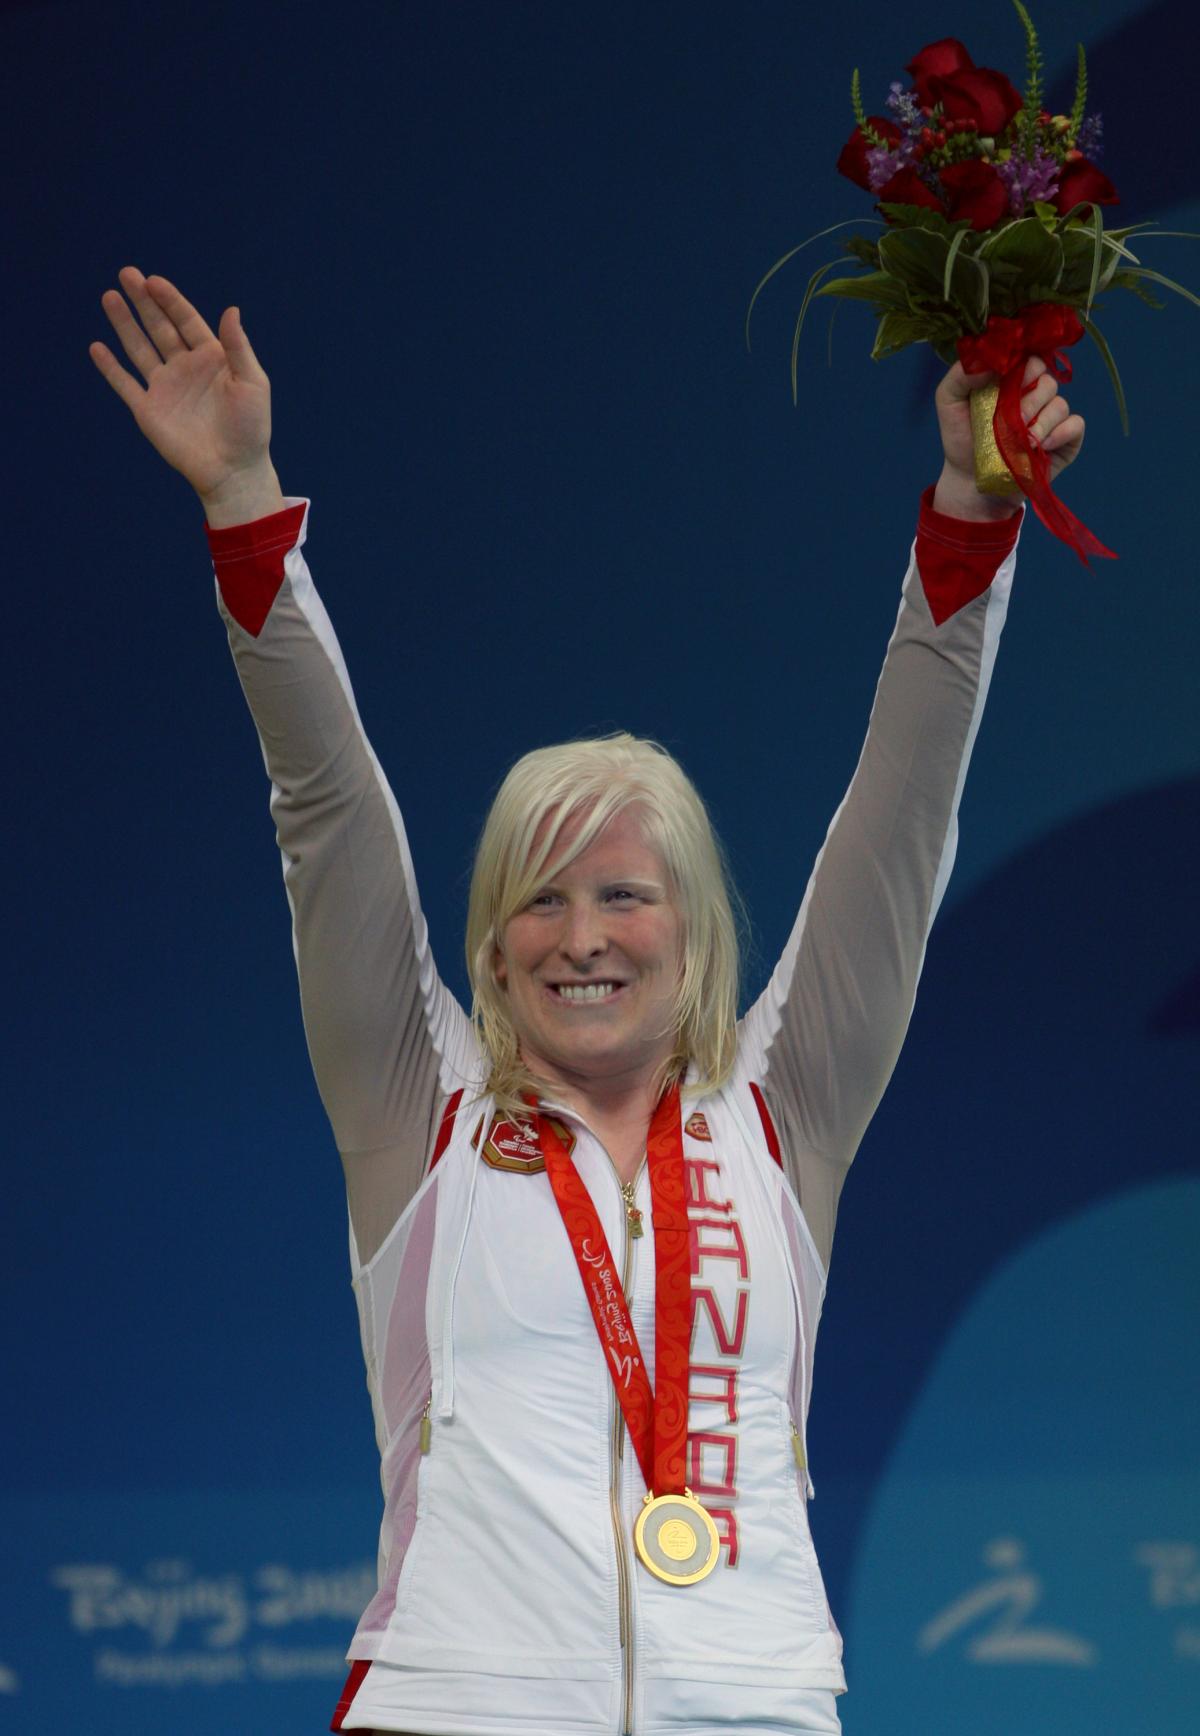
539;1085;690;1498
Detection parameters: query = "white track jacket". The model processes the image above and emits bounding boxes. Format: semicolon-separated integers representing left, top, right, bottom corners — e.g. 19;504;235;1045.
204;487;1024;1735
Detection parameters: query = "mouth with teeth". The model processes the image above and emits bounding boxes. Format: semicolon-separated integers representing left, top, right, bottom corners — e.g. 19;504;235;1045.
550;981;625;1003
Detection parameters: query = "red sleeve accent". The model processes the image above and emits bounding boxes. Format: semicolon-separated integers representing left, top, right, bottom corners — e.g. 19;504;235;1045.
204;501;307;638
915;483;1023;627
748;1082;783;1170
330;1659;371;1729
429;1087;464;1172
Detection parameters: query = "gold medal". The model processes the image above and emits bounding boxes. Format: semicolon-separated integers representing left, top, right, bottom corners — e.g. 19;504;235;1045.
633;1489;720;1586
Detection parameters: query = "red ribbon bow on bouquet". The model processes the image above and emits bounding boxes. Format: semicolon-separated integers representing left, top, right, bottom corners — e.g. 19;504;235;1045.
957;305;1117;565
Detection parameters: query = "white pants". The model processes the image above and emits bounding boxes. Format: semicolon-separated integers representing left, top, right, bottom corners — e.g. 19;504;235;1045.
350;1691;842;1735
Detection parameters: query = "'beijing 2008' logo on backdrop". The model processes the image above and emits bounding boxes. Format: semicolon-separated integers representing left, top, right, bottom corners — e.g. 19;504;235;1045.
474;1115;575;1174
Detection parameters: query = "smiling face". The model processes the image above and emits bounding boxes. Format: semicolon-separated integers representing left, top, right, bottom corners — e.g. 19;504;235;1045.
493;804;684;1100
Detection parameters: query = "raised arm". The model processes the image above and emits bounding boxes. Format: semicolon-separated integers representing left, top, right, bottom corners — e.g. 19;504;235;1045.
90;268;478;1264
737;357;1084;1274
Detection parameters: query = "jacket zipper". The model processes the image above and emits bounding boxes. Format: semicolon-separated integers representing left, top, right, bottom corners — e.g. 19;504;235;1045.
420;1392;432;1454
611;1167;644;1736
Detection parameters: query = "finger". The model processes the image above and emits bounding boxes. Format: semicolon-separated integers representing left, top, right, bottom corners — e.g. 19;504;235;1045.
88;336;147;414
97;284;168;385
938;359;997;402
1021;372;1060;425
215;303;267;382
1022;353;1048;387
1043;412;1085;455
141;272;220;353
117;265;194;361
1028;393;1068;445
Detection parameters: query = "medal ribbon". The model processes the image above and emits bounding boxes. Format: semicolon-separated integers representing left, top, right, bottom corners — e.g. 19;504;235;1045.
537;1083;691;1497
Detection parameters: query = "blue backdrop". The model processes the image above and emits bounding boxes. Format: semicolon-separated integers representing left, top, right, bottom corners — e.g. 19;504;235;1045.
4;0;1197;1730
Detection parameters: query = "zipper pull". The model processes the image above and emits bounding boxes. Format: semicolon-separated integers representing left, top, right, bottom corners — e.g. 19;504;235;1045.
420;1395;432;1454
790;1421;806;1472
620;1181;644;1237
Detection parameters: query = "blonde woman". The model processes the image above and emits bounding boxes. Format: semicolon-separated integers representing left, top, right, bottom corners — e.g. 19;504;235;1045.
90;266;1082;1736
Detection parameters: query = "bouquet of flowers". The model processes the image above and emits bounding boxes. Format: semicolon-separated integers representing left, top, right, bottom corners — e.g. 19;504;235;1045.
747;0;1200;561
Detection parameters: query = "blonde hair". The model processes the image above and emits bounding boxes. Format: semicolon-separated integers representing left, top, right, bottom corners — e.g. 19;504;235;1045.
465;732;744;1118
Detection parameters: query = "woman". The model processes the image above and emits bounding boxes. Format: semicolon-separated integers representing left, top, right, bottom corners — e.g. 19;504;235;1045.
89;266;1083;1736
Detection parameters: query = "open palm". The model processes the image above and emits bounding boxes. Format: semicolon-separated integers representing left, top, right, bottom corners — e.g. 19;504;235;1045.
89;267;272;499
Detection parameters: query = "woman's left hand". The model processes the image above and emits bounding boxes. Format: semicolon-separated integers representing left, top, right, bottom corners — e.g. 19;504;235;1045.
932;355;1086;520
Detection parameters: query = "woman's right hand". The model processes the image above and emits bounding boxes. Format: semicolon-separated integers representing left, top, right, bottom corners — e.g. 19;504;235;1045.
89;267;275;508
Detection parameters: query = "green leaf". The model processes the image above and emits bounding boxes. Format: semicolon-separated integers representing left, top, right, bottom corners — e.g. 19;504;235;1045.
791;260;844;404
1080;312;1129;436
1057;230;1128;296
941;227;989;329
1054;202;1108;312
1085;203;1104;315
1012;0;1044;148
1033;201;1059;228
745;218;883;352
878;226;951;300
812;271;911;310
1110;271;1167;311
1100;221;1166;242
1116;265;1200;312
871;311;935;359
1097;234;1142;265
876;203;970;241
851;68;888;147
942;225;969;301
1058;227;1099;295
979;216;1063;287
870;308;961;360
843;235;881;268
1068;43;1088;147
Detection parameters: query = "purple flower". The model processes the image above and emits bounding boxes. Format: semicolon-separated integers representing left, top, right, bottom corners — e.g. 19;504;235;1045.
867;135;918;193
886;80;924;132
1076;113;1104;162
997;146;1062;216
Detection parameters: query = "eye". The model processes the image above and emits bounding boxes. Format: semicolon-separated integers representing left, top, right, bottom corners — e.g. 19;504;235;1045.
606;888;638;904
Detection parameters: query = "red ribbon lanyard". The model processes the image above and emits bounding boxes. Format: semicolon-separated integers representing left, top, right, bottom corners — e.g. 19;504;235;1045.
538;1084;691;1497
957;303;1117;568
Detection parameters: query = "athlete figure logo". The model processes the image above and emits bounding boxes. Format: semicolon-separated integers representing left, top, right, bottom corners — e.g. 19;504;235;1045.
608;1346;640;1388
917;1538;1097;1665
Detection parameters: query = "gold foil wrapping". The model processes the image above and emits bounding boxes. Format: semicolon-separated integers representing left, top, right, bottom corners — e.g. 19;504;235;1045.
969;383;1028;497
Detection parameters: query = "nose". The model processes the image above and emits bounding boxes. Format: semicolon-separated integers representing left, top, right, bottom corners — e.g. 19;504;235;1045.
558;900;608;966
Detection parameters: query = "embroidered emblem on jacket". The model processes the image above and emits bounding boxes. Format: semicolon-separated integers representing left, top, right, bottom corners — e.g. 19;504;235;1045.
473;1115;574;1174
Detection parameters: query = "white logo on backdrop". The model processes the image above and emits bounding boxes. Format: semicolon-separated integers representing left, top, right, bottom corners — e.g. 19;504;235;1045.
918;1538;1098;1666
1136;1543;1200;1608
1135;1540;1200;1662
49;1558;377;1687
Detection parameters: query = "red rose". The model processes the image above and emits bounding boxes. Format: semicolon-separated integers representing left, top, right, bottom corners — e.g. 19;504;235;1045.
928;66;1024;136
836;116;902;190
940;158;1010;230
876;165;945;218
1053;159;1119;215
906;38;974;108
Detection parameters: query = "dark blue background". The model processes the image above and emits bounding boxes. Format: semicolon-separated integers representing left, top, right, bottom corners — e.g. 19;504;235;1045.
4;0;1197;1728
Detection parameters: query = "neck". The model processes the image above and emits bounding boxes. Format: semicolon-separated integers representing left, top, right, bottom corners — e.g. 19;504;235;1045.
541;1069;666;1124
524;1048;680;1159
